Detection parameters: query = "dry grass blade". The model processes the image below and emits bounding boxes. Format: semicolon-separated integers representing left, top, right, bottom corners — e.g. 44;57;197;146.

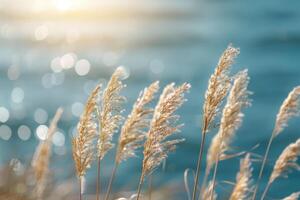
31;107;63;198
201;182;217;200
229;154;253;200
206;69;251;173
282;192;300;200
202;44;240;132
142;82;190;176
97;66;127;159
269;138;300;184
116;81;159;164
72;85;101;178
274;86;300;136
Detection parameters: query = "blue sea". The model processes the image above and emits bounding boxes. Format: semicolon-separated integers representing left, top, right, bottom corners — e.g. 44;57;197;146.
0;0;300;199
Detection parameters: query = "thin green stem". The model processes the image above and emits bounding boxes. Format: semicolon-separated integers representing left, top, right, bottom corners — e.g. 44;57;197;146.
105;162;118;200
192;130;207;200
252;133;275;200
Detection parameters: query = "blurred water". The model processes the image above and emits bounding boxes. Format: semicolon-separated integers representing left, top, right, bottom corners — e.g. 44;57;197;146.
0;0;300;199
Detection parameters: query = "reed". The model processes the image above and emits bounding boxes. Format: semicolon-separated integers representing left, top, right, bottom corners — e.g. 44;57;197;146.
201;182;216;200
96;67;127;200
229;153;253;200
31;108;63;199
192;44;239;200
105;81;159;200
252;86;300;200
261;139;300;200
202;69;251;199
136;82;190;200
72;85;101;200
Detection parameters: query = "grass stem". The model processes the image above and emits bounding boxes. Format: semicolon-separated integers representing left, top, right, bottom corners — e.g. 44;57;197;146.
105;162;118;200
192;130;207;200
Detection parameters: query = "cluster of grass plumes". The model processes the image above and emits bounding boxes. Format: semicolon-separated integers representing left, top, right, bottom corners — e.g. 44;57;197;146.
70;66;190;200
2;45;300;200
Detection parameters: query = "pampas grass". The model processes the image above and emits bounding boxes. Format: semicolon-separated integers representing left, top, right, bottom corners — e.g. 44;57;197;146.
229;154;253;200
261;139;300;200
193;44;240;200
252;86;300;200
136;82;190;200
4;45;300;200
96;67;127;200
202;69;251;198
32;108;63;199
72;85;101;200
105;81;159;200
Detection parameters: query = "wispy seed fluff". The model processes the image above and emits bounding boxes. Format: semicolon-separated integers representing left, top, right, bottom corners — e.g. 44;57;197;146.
32;108;63;198
202;44;240;132
97;67;127;160
269;138;300;184
72;85;101;177
273;86;300;136
201;181;217;200
116;81;159;164
283;192;300;200
141;83;190;176
229;154;253;200
207;69;251;173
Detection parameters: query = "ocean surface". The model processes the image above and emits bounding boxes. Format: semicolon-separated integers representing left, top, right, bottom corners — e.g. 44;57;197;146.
0;0;300;199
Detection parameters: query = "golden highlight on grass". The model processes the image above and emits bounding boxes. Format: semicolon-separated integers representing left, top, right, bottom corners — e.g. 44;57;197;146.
207;70;251;168
72;85;101;200
116;81;159;164
136;82;190;200
104;81;159;200
201;181;217;200
32;108;63;199
261;139;300;199
97;67;127;160
193;44;240;200
202;70;251;196
96;67;127;200
229;154;253;200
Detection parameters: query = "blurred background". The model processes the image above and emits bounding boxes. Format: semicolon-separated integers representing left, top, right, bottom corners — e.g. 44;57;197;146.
0;0;300;199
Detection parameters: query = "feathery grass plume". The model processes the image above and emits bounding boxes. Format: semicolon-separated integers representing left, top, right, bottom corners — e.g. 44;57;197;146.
206;69;251;174
72;85;100;200
31;108;63;199
104;81;159;200
136;82;190;200
202;44;240;132
97;66;127;160
193;44;239;200
274;86;300;136
72;85;100;177
261;139;300;200
116;81;159;164
229;154;253;200
252;86;300;200
282;192;300;200
205;70;251;200
270;138;300;183
201;182;217;200
96;67;126;200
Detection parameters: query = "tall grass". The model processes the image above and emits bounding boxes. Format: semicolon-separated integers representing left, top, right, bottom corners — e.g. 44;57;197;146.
1;45;300;200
